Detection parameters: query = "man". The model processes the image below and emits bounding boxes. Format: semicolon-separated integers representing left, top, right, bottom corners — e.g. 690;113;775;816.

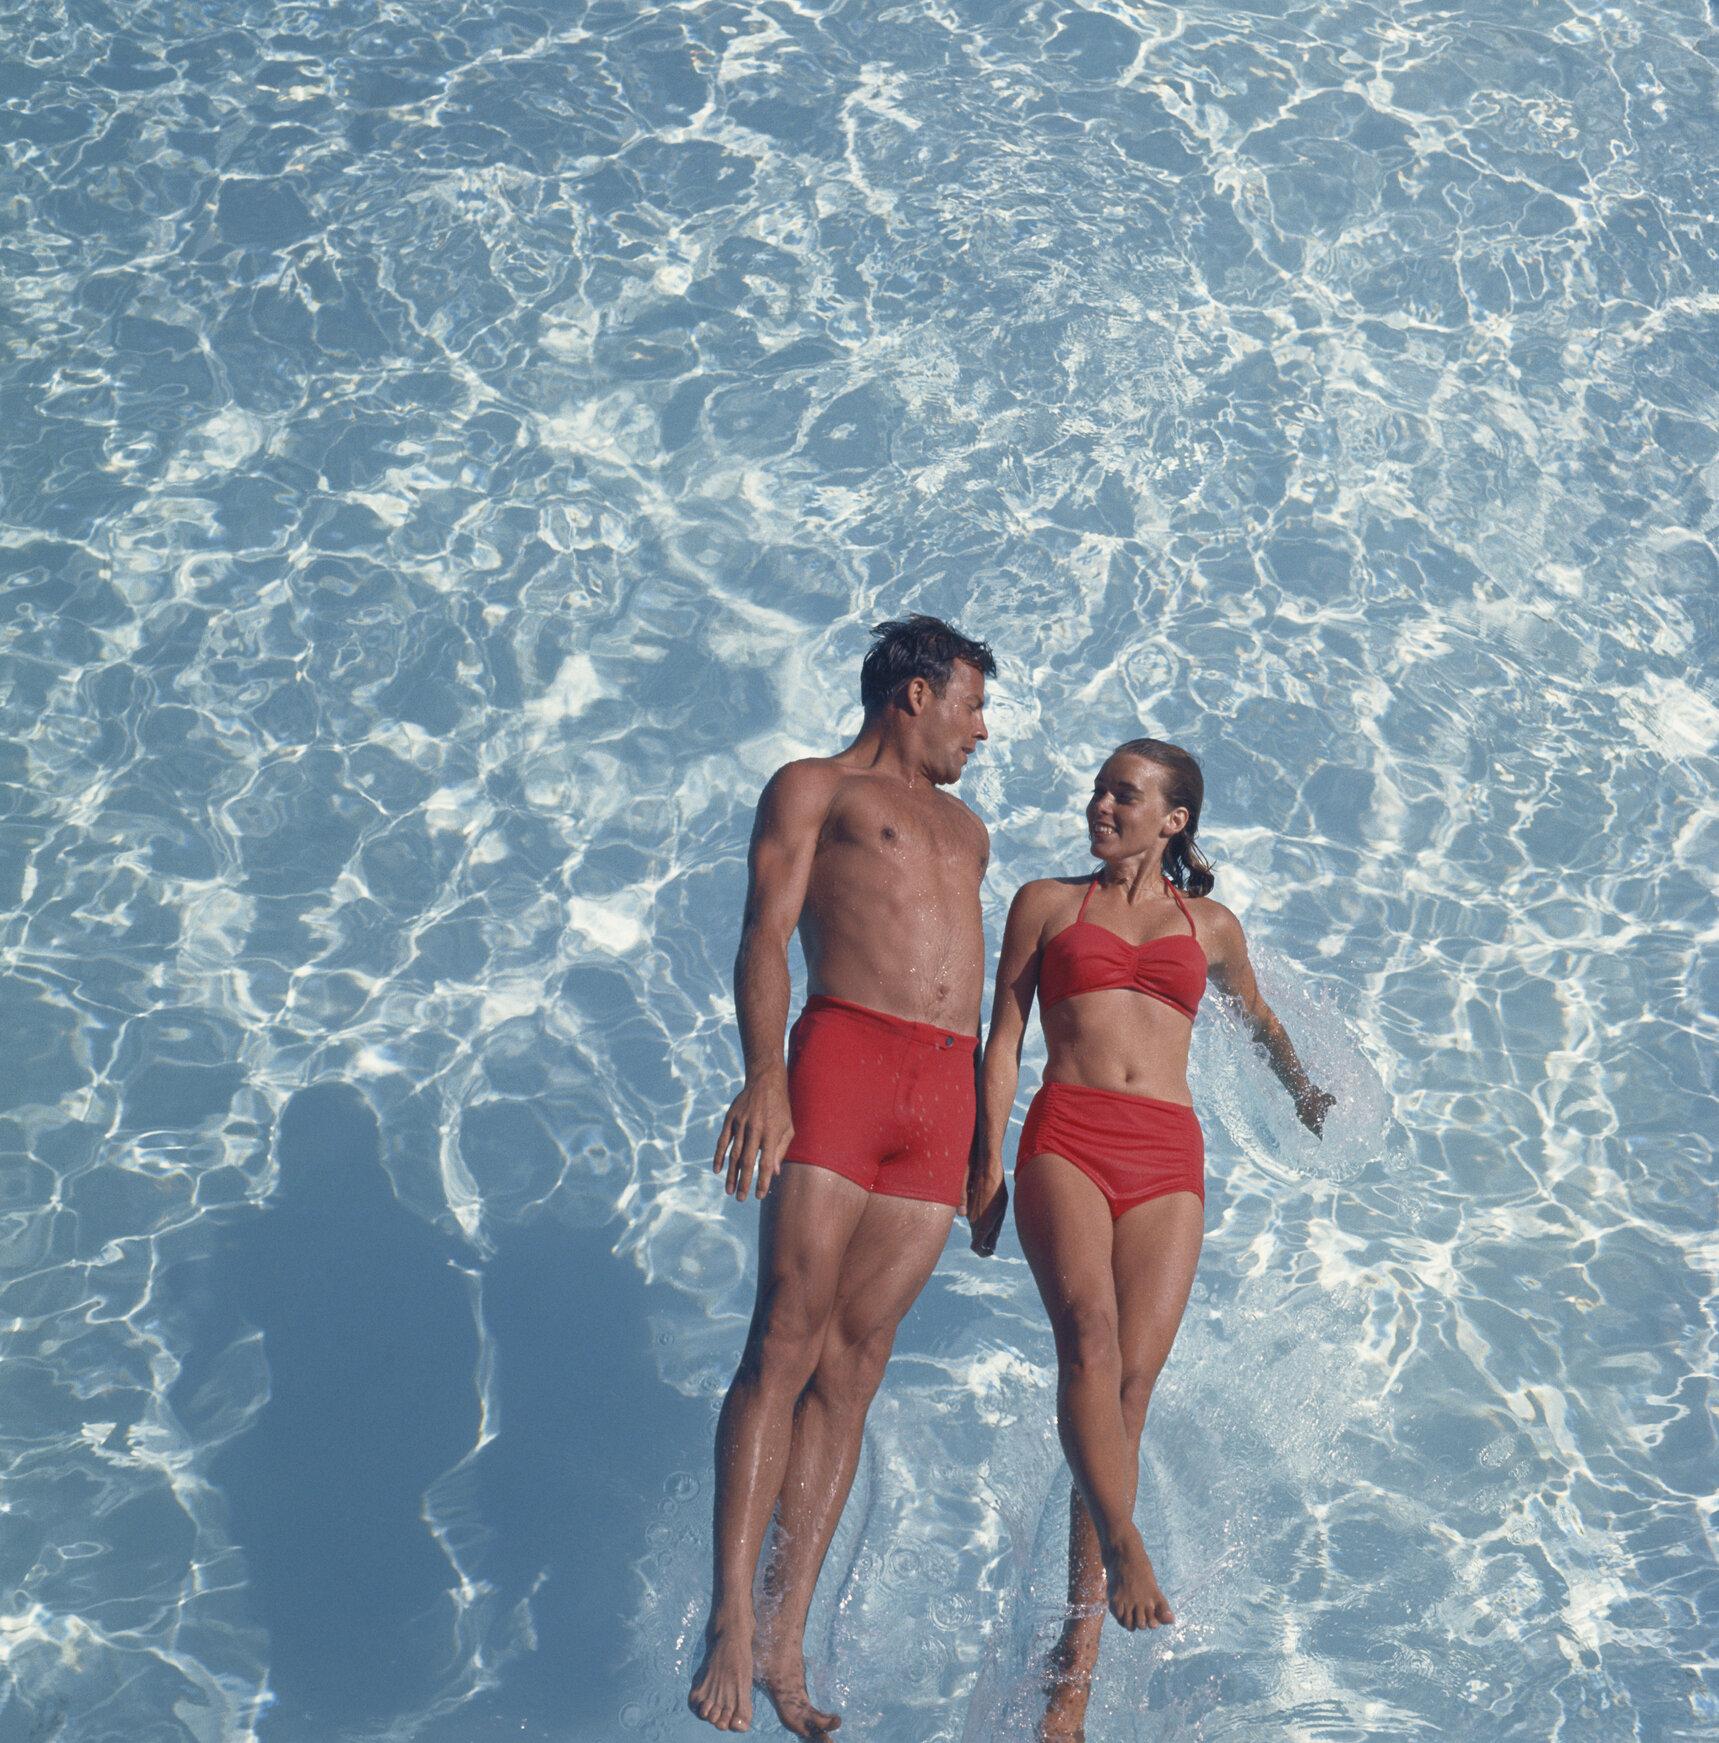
688;615;1005;1737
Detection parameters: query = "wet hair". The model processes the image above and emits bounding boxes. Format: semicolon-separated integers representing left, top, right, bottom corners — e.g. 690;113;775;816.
1111;737;1215;897
860;614;997;715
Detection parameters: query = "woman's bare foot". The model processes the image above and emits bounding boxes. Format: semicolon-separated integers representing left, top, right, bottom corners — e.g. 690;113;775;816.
754;1639;842;1739
1038;1626;1097;1740
1104;1529;1174;1630
689;1614;755;1732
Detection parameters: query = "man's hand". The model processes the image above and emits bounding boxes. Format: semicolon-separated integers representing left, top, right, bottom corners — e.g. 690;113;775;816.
714;1069;794;1202
966;1159;1008;1257
1296;1085;1336;1137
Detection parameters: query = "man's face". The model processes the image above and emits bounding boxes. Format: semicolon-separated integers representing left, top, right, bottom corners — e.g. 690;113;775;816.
929;660;989;783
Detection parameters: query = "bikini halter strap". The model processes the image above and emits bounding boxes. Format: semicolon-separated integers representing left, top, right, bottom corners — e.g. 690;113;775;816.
1078;872;1192;933
1164;876;1196;935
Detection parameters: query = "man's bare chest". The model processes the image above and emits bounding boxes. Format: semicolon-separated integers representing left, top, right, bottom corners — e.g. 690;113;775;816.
819;795;980;880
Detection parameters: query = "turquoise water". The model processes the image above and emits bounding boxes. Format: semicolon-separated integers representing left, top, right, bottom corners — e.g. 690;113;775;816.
3;0;1716;1738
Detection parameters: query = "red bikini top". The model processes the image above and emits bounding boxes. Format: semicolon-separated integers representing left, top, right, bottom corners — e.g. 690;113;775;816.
1038;875;1208;1022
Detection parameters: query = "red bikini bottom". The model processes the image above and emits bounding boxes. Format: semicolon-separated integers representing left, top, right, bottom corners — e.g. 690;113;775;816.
1017;1079;1204;1218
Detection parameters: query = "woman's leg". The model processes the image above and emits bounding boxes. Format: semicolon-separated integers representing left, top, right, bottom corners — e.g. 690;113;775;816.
1014;1154;1161;1629
1039;1190;1204;1735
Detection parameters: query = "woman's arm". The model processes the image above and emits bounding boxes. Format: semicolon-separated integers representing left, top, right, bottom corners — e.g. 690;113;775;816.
967;881;1049;1254
1204;901;1336;1135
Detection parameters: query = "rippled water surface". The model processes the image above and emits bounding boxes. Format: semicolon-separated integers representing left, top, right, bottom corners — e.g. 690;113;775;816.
3;0;1716;1738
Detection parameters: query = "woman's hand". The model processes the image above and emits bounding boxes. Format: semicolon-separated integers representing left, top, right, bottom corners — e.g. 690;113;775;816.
1295;1085;1336;1136
967;1158;1008;1257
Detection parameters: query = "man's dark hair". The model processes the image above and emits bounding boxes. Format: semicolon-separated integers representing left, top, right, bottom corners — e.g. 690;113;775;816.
859;614;996;714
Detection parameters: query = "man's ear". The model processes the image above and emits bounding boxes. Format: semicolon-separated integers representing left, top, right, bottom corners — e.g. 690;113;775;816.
900;676;931;716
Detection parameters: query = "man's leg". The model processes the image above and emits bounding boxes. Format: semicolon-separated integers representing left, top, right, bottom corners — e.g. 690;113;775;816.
754;1189;956;1738
690;1164;872;1734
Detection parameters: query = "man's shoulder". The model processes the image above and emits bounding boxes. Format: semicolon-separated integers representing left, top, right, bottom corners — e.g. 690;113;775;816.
754;757;849;829
761;755;848;799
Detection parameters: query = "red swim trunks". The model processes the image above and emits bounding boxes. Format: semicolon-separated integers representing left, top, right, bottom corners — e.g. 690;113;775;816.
1017;1079;1204;1218
782;994;977;1207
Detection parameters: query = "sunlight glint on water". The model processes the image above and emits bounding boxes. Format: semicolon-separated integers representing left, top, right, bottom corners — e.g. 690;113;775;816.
0;0;1714;1739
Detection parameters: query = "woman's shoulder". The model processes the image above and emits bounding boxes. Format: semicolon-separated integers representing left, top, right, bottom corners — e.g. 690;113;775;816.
1008;874;1090;925
1012;873;1091;904
1184;891;1244;948
1186;888;1236;918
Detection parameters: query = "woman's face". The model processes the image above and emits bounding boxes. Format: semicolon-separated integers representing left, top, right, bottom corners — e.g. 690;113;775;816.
1086;754;1188;862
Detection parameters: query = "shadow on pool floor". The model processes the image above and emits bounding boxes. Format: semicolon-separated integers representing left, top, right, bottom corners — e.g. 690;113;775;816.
169;1081;704;1742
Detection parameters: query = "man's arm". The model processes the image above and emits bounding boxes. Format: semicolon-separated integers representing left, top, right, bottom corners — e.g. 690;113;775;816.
713;761;833;1202
1204;902;1335;1135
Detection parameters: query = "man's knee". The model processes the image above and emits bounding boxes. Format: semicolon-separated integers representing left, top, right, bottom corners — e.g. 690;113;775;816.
740;1274;833;1395
811;1320;896;1412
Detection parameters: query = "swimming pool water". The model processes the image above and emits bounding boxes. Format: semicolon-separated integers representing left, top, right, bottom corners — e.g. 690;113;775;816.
1;0;1715;1738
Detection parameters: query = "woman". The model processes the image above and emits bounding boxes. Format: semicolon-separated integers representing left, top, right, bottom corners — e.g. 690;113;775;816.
967;738;1332;1739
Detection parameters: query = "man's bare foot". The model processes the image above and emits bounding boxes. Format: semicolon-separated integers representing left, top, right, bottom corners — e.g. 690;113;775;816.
755;1638;841;1739
1038;1626;1097;1740
689;1616;755;1732
1104;1529;1174;1631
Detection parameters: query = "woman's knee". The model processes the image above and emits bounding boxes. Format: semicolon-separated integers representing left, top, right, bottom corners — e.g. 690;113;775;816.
1120;1370;1158;1437
1057;1302;1122;1379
